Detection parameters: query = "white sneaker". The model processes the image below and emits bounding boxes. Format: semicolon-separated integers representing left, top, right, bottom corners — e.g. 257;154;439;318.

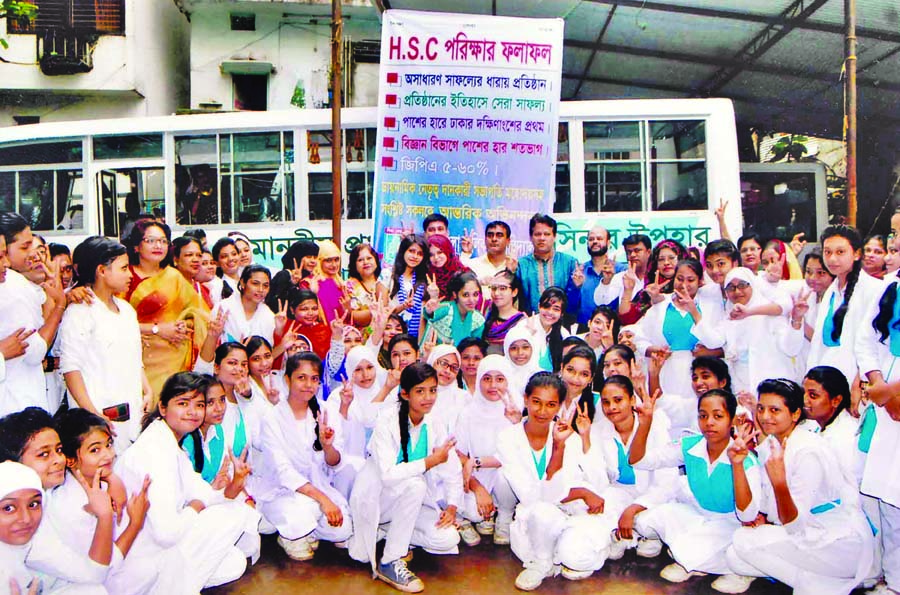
660;563;707;583
636;537;663;558
494;521;511;545
458;520;482;546
711;574;756;594
476;519;495;535
561;566;593;581
515;568;546;591
607;533;628;560
277;535;314;561
306;535;319;551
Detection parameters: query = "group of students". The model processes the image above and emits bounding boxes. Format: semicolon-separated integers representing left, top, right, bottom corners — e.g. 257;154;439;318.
0;207;898;595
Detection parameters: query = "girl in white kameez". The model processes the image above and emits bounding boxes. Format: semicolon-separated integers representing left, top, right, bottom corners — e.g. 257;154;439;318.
497;372;611;591
503;326;543;395
726;378;875;595
348;362;462;594
215;265;277;345
115;372;259;593
425;344;468;434
327;345;386;463
595;375;678;560
454;355;522;547
257;352;353;562
628;389;761;592
58;237;149;451
633;259;725;436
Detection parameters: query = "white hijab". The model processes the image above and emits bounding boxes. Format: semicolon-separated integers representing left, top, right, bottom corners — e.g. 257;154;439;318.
345;345;387;404
427;344;461;390
0;462;43;590
503;325;543;394
724;267;768;353
459;355;519;456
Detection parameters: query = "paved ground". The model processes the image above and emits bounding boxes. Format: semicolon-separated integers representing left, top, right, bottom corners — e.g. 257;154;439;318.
206;534;798;594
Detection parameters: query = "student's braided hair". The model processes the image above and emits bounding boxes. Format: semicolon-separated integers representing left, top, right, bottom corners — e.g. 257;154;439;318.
397;362;437;463
821;225;863;343
285;352;325;451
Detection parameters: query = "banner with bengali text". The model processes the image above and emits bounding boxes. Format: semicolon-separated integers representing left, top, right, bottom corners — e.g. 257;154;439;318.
372;9;564;263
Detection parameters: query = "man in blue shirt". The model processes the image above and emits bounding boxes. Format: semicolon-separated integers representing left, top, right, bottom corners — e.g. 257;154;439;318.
516;213;583;315
576;224;627;326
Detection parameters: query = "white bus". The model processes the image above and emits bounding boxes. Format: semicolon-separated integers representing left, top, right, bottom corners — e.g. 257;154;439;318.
0;98;742;267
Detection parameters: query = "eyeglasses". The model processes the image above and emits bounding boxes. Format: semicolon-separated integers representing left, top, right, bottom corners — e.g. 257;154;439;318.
490;284;511;292
724;281;751;293
435;360;460;374
142;238;169;247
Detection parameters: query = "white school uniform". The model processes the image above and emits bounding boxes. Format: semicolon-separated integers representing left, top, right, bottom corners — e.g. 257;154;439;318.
589;413;678;544
216;292;276;345
808;271;883;382
348;408;463;570
454;355;520;525
256;399;353;542
633;293;725;436
496;422;612;575
726;430;875;595
0;269;49;415
116;420;260;593
633;434;761;574
722;269;803;393
57;297;143;450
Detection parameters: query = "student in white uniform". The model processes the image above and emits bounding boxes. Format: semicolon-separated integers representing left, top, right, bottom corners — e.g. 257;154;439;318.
58;237;148;451
246;336;282;406
327;345;387;463
721;267;803;393
425;344;468;433
0;213;67;416
503;326;543;395
854;260;900;595
595;375;679;560
0;409;118;594
115;372;259;593
629;389;762;592
633;259;725;435
348;362;462;594
801;366;862;479
0;461;104;595
454;355;522;547
215;265;277;345
53;409;175;595
726;378;875;595
497;372;612;591
808;225;883;396
256;352;353;562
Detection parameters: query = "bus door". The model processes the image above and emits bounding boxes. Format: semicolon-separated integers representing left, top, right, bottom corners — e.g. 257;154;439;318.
94;165;165;238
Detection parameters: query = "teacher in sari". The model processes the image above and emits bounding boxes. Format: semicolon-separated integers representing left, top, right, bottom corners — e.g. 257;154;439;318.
124;219;209;400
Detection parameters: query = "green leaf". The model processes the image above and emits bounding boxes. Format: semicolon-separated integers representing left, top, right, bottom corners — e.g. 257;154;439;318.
0;39;7;50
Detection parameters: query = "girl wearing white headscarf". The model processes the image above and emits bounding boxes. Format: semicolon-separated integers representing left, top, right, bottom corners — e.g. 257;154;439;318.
426;345;469;434
455;355;522;547
0;462;44;595
503;325;543;395
722;267;803;394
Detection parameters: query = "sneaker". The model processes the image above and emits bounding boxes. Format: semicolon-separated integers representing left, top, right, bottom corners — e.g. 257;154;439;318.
376;559;424;593
868;584;900;595
711;574;756;594
277;535;314;561
306;535;319;551
561;566;593;581
458;520;482;546
636;537;663;558
607;532;628;561
515;566;559;591
476;519;495;535
660;563;707;583
493;521;510;545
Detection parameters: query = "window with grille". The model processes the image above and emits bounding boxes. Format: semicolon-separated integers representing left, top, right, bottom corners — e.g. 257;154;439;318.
9;0;125;35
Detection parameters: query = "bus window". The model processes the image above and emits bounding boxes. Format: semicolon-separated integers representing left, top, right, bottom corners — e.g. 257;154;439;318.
308;172;334;220
175;135;226;226
649;120;707;212
0;141;82;166
554;123;570;213
584;121;642;213
221;131;291;223
93;134;163;159
97;168;164;238
346;128;376;220
0;172;13;212
347;171;374;219
4;170;83;233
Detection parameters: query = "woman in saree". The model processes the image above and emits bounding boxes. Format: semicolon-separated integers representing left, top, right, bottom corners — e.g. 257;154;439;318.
124;219;210;400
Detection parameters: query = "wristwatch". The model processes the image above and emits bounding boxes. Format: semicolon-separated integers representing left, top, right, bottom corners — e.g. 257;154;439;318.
151;324;159;335
474;457;482;469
